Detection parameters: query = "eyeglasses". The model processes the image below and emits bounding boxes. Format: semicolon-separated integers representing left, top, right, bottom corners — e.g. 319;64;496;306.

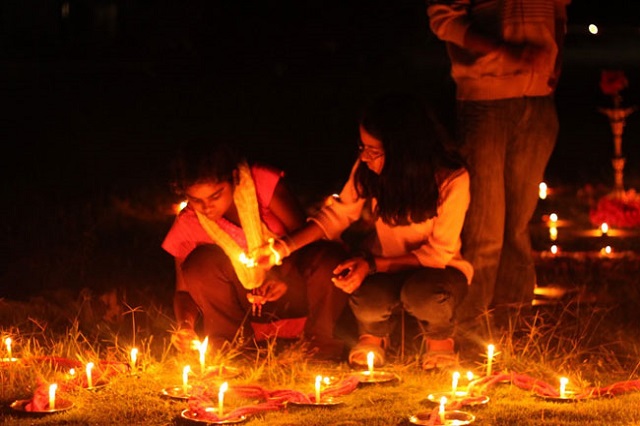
357;141;384;161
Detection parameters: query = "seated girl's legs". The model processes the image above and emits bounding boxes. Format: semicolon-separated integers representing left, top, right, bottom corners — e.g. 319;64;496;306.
294;240;349;339
401;267;468;340
350;272;407;337
182;244;250;342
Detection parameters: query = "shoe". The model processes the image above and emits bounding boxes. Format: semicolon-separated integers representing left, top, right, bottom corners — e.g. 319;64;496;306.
348;334;390;368
422;337;458;370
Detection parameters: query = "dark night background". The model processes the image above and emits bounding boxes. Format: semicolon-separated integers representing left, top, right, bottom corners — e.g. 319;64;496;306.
1;1;640;299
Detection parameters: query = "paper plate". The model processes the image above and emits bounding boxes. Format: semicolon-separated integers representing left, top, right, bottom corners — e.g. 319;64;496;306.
287;397;345;408
535;391;584;402
10;399;74;415
204;365;241;380
409;410;475;425
181;409;247;425
160;386;191;400
355;370;400;384
425;391;490;406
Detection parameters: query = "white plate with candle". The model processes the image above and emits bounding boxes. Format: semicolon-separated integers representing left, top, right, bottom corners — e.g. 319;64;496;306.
356;370;400;384
426;391;489;406
409;410;475;425
180;409;247;424
10;398;74;415
161;385;192;400
287;396;345;408
535;391;583;402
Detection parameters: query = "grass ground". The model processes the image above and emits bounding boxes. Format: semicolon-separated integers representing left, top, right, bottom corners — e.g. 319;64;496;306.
2;182;640;425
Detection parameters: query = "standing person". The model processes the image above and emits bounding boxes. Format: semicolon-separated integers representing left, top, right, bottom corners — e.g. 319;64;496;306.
162;141;349;360
256;93;473;369
427;0;571;336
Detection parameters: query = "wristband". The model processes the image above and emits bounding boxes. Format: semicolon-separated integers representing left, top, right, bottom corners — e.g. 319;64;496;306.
359;251;377;276
277;236;295;257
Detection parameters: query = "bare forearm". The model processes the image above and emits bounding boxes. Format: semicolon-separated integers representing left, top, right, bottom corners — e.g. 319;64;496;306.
375;253;421;274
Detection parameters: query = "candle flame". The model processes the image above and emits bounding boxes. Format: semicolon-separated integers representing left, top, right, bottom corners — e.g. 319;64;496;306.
466;371;474;381
49;383;57;410
539;182;548;199
4;337;11;359
367;351;375;374
219;381;229;415
315;374;322;403
268;238;282;265
439;396;447;423
550;245;558;254
238;252;256;268
198;337;208;374
451;371;460;397
86;362;94;388
183;365;191;394
600;222;609;235
559;377;569;398
130;348;138;369
549;213;558;223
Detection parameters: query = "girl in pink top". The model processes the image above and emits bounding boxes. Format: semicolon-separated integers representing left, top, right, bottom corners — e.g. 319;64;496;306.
162;141;348;359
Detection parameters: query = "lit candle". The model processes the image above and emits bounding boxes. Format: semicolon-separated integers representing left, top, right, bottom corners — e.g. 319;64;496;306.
218;381;228;416
600;222;609;236
559;377;568;398
183;365;191;395
267;237;283;266
549;226;558;241
69;368;76;377
550;245;559;255
86;362;94;388
600;245;612;256
466;371;474;382
130;347;138;371
549;213;558;224
49;383;57;410
451;371;460;398
439;396;447;424
315;375;322;403
367;351;375;375
198;337;208;374
486;344;495;376
4;337;11;360
539;182;548;200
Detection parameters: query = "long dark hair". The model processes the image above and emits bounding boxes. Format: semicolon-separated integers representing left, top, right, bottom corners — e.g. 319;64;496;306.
354;93;464;226
169;139;244;196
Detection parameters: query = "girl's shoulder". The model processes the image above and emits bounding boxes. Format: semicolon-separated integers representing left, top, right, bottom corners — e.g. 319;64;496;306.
436;166;468;187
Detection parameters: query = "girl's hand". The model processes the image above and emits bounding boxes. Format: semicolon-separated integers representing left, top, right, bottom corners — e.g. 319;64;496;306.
331;257;368;294
250;279;288;302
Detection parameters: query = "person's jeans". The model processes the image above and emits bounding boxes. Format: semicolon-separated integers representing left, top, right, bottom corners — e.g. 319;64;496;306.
349;267;468;340
454;96;558;326
181;240;349;342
